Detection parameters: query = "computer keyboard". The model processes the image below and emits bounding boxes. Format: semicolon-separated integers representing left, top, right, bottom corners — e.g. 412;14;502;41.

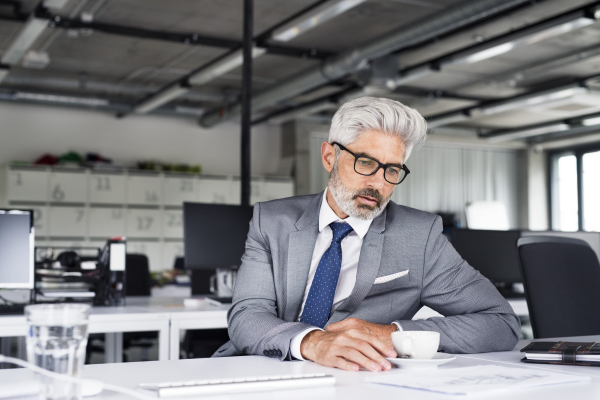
0;303;26;315
138;373;335;397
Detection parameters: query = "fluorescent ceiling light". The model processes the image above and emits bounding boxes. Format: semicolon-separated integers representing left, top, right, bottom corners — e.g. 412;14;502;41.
582;116;600;126
268;101;337;124
15;92;109;107
452;16;596;66
480;86;588;115
392;65;435;88
427;113;469;129
486;123;570;143
271;0;367;42
134;83;190;114
189;47;266;86
1;16;49;65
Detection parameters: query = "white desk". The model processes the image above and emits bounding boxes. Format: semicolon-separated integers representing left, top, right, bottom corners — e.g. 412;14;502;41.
0;305;171;363
126;296;229;360
2;336;600;400
0;297;529;363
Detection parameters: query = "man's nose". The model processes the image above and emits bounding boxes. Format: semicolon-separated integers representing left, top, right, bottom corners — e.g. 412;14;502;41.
367;167;386;189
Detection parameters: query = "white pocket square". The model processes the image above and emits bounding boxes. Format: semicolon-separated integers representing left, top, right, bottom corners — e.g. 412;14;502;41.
374;270;409;284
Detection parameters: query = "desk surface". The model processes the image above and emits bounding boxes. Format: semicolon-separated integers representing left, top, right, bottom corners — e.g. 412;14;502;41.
2;336;600;400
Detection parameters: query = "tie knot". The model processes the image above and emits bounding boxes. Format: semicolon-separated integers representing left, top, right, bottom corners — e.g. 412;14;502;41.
330;222;354;243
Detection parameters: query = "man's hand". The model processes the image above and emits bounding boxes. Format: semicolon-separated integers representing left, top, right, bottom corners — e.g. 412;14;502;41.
300;318;397;372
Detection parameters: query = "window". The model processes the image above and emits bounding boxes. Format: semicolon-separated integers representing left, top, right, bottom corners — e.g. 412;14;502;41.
551;146;600;232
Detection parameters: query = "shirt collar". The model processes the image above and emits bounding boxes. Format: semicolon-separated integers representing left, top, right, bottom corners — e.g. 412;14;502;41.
319;188;373;239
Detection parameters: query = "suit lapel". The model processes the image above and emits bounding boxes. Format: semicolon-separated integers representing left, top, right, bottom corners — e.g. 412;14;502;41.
328;208;386;324
284;193;322;322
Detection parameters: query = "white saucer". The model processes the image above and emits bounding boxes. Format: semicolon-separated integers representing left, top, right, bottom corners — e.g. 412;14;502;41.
386;352;456;369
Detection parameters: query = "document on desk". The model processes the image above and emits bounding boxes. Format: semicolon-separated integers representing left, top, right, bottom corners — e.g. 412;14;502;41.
366;365;590;395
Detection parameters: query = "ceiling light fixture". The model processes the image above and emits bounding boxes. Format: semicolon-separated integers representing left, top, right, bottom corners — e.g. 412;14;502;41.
451;14;597;66
189;47;265;86
582;116;600;126
133;82;190;114
15;92;109;107
479;86;588;115
271;0;367;42
485;123;570;143
1;16;49;66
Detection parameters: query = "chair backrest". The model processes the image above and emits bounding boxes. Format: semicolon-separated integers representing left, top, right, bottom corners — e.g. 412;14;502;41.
125;253;151;296
173;257;185;270
517;236;600;338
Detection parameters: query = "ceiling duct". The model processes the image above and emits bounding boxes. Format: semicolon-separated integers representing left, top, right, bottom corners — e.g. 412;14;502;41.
199;0;533;127
271;0;368;42
389;7;598;88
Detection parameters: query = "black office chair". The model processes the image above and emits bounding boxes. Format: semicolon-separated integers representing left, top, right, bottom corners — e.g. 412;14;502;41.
123;253;157;361
125;254;152;296
517;236;600;339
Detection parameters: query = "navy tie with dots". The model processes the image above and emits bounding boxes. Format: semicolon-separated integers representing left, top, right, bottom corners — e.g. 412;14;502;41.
301;222;354;329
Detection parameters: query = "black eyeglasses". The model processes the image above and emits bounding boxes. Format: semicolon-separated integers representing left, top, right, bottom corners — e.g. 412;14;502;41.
332;142;410;185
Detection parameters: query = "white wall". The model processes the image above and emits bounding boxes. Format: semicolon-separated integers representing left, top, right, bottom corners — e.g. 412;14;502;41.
0;102;281;176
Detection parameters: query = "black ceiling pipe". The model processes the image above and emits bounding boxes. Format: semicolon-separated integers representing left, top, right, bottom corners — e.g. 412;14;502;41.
241;0;253;207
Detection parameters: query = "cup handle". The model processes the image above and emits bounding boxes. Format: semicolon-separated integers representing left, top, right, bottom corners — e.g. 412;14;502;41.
402;337;414;358
209;275;216;293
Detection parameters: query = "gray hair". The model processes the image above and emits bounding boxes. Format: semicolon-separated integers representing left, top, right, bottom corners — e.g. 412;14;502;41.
328;96;427;162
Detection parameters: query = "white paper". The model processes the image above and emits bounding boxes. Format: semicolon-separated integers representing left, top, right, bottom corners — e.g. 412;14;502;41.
366;365;590;395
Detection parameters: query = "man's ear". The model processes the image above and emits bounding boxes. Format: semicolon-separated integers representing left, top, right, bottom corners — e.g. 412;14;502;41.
321;142;335;173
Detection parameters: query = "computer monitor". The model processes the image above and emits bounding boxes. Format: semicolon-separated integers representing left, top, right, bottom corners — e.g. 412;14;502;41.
451;229;522;285
0;209;34;289
183;203;254;270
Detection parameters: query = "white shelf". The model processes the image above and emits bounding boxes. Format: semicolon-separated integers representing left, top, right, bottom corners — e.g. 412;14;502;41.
2;165;294;270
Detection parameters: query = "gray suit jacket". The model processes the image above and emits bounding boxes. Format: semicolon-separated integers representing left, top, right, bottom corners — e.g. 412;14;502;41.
213;192;520;360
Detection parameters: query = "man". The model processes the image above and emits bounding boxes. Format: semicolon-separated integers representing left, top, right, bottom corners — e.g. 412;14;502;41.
214;97;520;372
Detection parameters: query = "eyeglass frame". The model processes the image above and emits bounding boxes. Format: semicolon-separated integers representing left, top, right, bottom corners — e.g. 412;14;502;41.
331;142;410;185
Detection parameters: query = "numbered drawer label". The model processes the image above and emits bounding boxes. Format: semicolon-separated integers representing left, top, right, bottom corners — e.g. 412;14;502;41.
90;174;126;204
197;178;234;204
49;172;87;203
164;176;197;206
88;208;125;239
7;169;48;202
162;241;184;271
127;175;162;205
163;210;183;239
49;207;87;237
31;206;49;237
126;209;161;238
127;241;162;271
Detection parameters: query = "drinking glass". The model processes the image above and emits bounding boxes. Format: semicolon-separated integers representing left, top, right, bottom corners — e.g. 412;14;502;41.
25;304;90;400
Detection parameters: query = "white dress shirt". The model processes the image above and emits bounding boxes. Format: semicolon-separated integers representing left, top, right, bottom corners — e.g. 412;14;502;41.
289;189;373;359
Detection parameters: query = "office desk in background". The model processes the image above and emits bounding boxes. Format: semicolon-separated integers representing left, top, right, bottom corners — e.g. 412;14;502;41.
0;304;171;363
0;297;528;362
1;335;599;400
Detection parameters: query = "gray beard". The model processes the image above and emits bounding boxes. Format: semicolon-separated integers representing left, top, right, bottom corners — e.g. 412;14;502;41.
328;160;391;221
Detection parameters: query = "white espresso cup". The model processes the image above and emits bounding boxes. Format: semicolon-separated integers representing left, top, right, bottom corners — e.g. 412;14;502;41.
391;331;440;359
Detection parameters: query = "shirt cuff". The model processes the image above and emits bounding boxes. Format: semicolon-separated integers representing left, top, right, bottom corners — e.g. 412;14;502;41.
290;327;323;360
392;321;402;331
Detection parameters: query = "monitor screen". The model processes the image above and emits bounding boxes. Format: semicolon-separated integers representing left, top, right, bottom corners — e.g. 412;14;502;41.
451;229;522;284
0;209;34;289
183;203;254;270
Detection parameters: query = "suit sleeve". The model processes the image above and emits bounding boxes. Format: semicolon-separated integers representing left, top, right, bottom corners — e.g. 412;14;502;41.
227;203;314;360
395;216;521;353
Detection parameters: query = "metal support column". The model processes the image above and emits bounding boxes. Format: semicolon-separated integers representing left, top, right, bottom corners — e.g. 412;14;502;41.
241;0;253;206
